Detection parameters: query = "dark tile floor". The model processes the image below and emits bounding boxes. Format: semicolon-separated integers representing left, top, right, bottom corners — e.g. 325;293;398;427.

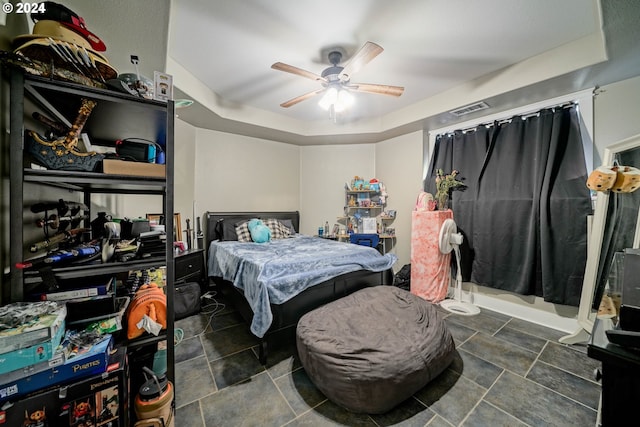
173;290;601;427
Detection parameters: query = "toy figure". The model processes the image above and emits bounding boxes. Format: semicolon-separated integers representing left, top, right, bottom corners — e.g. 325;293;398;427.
72;399;93;424
379;182;387;204
23;407;46;427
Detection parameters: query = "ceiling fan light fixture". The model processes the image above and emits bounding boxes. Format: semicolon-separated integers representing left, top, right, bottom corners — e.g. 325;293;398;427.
272;41;402;118
319;86;354;113
337;89;354;109
318;87;338;110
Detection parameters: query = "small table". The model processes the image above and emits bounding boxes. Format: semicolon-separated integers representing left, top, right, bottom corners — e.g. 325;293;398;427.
588;318;640;426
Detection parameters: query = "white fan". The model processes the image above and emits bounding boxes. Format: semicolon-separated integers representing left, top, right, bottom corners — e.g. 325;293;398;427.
438;218;480;316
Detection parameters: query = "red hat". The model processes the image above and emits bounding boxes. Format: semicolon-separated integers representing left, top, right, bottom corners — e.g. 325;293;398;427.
30;1;106;52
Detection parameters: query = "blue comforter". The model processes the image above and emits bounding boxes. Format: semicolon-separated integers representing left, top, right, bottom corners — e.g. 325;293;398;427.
208;235;397;337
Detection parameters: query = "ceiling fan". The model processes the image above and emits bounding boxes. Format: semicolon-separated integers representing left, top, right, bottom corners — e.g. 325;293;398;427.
271;41;404;110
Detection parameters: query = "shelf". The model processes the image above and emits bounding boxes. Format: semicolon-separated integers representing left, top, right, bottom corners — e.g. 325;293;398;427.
125;331;169;350
23;256;167;280
24;74;168;108
342;181;394;254
24;168;167;193
8;69;177;393
22;74;170;147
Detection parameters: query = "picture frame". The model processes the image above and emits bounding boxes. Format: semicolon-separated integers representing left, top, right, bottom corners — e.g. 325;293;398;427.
146;213;182;242
153;71;173;102
362;217;377;234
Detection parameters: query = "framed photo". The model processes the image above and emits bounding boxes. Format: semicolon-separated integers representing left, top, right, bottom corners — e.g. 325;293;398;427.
146;213;182;242
362;217;377;234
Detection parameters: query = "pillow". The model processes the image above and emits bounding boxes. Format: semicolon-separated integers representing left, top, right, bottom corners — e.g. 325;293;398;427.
217;217;250;241
248;218;271;243
221;221;239;241
278;219;296;235
262;218;292;239
235;220;252;242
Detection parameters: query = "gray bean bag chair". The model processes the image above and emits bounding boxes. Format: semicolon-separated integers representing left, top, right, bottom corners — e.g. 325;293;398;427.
296;285;455;414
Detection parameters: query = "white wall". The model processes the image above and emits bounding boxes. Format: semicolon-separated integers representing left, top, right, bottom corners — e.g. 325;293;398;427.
594;74;640;154
56;0;170;79
374;131;424;270
299;145;375;236
173;119;196;234
193;129;300;219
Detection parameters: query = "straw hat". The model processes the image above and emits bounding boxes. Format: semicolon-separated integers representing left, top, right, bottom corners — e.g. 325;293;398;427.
12;20;117;81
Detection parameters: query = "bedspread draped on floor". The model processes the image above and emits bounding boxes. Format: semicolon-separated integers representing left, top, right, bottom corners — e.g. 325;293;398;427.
208;235;397;337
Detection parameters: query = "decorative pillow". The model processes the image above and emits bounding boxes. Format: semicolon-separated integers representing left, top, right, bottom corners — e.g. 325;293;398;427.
235;220;252;242
248;218;271;243
215;217;249;241
262;218;292;239
278;219;296;235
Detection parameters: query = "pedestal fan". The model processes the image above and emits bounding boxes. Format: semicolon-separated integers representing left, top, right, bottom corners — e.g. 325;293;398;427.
438;218;480;316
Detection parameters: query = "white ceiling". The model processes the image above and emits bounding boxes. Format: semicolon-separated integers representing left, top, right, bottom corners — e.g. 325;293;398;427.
164;0;640;145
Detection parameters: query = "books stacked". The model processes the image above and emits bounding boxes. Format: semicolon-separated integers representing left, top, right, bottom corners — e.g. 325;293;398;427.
0;332;113;402
0;302;67;376
31;276;117;325
137;230;166;258
0;301;115;403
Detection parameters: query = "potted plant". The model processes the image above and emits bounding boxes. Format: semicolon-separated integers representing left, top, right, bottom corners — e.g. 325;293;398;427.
435;169;466;210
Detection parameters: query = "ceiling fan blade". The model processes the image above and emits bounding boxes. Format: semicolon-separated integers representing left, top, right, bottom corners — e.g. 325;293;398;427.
348;83;404;97
272;62;327;83
339;41;384;81
280;89;326;108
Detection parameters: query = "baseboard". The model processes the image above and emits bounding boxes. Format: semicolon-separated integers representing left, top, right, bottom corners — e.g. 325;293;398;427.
458;285;580;334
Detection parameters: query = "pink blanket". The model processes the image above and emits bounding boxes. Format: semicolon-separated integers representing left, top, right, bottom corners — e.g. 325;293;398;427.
410;210;453;302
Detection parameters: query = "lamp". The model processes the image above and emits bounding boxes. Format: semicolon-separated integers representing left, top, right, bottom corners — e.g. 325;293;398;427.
318;85;354;118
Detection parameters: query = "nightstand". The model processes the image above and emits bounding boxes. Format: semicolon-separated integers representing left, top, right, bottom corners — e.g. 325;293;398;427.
175;249;206;289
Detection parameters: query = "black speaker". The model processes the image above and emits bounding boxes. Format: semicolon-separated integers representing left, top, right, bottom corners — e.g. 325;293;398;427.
115;138;159;163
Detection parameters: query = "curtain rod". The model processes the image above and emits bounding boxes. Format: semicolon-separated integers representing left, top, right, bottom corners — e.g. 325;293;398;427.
452;102;577;135
429;87;595;138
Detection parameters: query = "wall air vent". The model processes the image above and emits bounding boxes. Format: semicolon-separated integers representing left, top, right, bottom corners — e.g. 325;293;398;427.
449;101;490;117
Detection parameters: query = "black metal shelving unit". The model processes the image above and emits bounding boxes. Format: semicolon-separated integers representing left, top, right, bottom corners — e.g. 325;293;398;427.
7;70;176;390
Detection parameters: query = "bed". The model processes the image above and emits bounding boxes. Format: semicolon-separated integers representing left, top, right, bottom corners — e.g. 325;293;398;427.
204;211;397;364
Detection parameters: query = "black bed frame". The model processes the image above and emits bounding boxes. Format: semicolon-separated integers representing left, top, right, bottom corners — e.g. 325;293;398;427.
204;211;394;364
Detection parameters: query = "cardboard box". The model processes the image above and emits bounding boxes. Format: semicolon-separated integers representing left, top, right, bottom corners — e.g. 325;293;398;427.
0;317;66;375
102;159;165;178
0;335;113;402
0;346;128;427
0;303;66;355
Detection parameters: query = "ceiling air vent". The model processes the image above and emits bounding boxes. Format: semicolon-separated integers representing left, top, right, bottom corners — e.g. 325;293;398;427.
449;101;490;117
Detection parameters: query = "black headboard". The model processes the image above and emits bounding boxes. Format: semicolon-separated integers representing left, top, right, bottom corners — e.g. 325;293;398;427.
204;211;300;251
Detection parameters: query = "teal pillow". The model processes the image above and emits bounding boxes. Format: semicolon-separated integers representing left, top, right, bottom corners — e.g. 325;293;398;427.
248;218;271;243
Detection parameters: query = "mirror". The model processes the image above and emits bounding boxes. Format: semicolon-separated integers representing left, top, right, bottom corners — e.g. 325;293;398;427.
560;133;640;344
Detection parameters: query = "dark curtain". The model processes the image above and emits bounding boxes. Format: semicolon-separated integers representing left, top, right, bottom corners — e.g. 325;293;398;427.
425;105;592;306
